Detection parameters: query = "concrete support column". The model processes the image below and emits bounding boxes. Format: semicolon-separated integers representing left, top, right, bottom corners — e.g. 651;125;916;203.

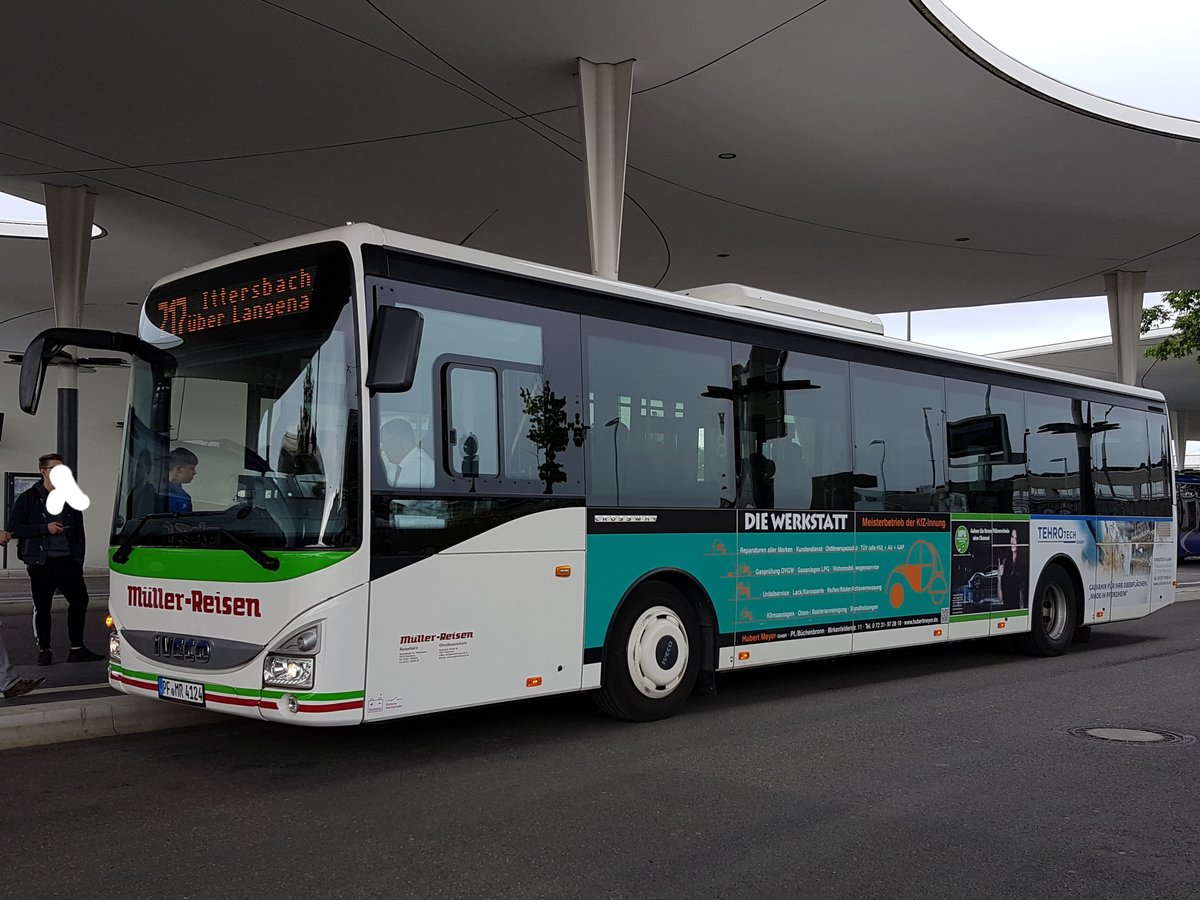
1170;408;1181;468
1104;270;1147;386
43;184;96;472
576;58;635;281
1177;409;1195;469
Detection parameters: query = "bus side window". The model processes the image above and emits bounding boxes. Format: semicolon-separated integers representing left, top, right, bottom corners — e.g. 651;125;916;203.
1024;392;1086;516
733;346;851;511
446;365;499;478
584;319;734;508
946;379;1026;514
851;364;945;512
502;369;543;481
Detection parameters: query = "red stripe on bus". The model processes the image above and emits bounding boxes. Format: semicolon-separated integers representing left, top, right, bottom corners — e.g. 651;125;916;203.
206;693;260;708
114;673;157;692
297;700;364;713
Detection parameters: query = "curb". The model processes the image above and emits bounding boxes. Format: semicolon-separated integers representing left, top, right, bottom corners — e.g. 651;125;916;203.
0;693;219;750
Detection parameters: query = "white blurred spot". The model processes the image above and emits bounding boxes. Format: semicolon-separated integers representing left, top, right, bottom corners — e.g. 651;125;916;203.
47;465;90;513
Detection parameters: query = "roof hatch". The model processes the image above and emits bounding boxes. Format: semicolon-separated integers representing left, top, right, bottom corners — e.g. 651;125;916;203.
678;283;883;334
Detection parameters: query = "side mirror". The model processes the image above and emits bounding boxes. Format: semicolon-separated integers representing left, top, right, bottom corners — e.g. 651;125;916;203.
461;433;480;478
366;306;424;394
19;327;174;415
18;333;51;415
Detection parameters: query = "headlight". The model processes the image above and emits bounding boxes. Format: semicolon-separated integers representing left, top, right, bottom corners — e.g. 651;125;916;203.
109;631;121;662
263;655;315;690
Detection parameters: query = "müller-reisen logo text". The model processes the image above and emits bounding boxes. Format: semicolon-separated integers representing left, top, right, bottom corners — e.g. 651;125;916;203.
127;585;262;617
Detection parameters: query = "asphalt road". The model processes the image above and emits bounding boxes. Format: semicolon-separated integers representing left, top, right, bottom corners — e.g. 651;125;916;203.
2;600;1198;899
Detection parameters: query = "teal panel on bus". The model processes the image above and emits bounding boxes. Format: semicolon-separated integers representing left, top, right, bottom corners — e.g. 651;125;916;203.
585;510;957;652
584;530;737;648
733;511;953;644
734;530;859;633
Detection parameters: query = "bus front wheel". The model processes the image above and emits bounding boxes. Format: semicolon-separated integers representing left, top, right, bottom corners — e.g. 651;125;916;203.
1016;564;1078;656
596;583;700;721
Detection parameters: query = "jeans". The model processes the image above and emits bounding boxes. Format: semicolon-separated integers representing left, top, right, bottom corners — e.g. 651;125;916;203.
0;629;17;691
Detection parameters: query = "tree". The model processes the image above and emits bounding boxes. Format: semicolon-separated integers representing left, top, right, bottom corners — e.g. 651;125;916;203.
521;382;569;493
1141;289;1200;363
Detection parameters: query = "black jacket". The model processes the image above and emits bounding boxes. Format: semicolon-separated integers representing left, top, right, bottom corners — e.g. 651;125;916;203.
6;483;86;566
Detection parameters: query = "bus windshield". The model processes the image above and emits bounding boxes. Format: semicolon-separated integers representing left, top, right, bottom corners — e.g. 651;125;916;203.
111;243;360;552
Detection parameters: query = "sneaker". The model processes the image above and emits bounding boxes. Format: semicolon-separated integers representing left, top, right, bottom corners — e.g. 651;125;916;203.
67;646;105;662
37;649;52;666
3;677;46;699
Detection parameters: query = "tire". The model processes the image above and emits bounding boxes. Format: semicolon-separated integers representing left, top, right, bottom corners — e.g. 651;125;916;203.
595;582;701;721
1016;564;1078;656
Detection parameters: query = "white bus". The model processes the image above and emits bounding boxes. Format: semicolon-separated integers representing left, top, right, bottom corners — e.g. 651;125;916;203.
20;224;1177;724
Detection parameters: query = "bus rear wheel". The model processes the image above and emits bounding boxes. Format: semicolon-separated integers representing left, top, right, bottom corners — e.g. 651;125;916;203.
596;583;700;721
1016;564;1077;656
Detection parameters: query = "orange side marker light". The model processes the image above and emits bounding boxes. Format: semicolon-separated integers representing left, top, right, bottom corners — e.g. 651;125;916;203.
933;628;943;637
1096;611;1104;619
738;651;750;661
526;677;543;688
105;614;114;628
555;566;571;578
996;621;1006;630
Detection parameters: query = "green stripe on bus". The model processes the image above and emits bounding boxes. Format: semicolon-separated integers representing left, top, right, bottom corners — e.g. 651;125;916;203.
108;547;356;582
112;665;362;701
206;683;262;697
112;665;258;696
266;691;364;705
297;690;364;701
111;663;157;681
951;513;1031;521
950;609;1031;623
226;688;362;701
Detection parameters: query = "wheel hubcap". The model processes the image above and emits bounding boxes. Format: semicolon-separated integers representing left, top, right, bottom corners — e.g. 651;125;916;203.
1041;582;1068;641
626;605;689;698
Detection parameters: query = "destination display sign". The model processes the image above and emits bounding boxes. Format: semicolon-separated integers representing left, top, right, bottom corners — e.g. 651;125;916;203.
153;266;316;337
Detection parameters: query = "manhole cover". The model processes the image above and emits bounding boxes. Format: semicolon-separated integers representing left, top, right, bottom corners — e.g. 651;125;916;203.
1067;726;1194;746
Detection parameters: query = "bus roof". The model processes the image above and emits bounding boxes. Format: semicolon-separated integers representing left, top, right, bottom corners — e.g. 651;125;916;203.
152;222;1166;405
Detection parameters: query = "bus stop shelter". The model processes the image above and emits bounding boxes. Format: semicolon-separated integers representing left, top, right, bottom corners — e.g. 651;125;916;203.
2;0;1200;494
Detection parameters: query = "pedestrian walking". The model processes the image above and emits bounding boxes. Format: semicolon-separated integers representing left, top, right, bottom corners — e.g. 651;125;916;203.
4;453;104;665
0;530;45;699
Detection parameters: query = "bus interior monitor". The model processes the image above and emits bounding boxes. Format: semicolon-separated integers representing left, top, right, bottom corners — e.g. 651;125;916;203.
947;414;1015;465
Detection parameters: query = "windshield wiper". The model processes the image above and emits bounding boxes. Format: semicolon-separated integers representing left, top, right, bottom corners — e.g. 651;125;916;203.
113;512;280;571
216;527;280;571
113;512;171;563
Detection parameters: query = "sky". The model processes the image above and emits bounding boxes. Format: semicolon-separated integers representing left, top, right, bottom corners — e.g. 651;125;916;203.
0;192;41;220
944;0;1200;121
879;1;1194;355
878;294;1165;356
0;191;103;238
